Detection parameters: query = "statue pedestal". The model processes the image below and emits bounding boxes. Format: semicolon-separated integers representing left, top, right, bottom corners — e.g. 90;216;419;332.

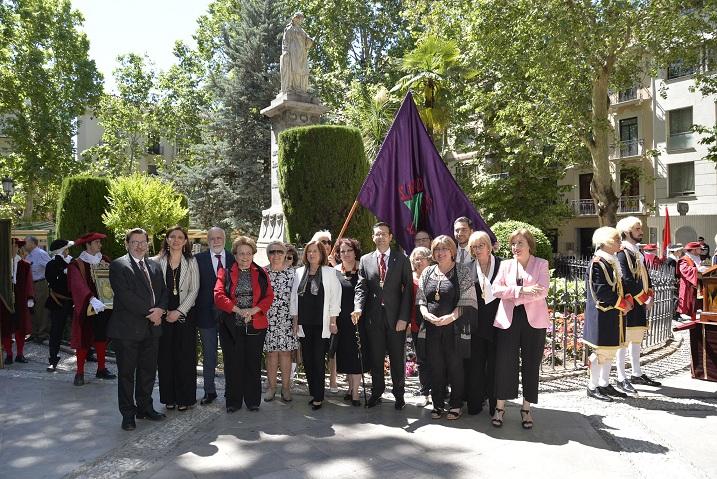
255;92;328;265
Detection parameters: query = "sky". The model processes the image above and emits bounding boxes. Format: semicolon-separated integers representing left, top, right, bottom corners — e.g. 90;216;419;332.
71;0;214;93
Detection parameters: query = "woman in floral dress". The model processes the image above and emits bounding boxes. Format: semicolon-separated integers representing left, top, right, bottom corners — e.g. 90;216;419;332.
263;241;298;402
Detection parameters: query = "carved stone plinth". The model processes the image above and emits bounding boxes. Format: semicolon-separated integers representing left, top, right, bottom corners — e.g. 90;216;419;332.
255;93;328;265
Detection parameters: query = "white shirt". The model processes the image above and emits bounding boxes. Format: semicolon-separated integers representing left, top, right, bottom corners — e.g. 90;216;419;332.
211;250;226;275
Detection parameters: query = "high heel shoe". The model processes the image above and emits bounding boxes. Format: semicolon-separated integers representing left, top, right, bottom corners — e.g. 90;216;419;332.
311;401;323;410
264;387;276;402
281;389;292;402
491;408;505;428
520;409;534;429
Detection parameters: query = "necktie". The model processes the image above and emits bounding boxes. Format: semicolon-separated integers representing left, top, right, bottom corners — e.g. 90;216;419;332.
215;254;224;273
460;248;466;263
139;260;155;304
379;253;387;284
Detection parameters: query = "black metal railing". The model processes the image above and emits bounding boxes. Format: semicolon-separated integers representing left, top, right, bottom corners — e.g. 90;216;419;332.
543;256;677;372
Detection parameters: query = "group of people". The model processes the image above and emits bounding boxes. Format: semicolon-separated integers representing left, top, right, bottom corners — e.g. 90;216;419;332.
6;215;707;432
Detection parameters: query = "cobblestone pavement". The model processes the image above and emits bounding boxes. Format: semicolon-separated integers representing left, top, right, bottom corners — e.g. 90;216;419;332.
1;328;715;478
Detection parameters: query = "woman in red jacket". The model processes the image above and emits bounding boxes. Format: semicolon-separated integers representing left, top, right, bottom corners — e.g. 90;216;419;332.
214;236;274;413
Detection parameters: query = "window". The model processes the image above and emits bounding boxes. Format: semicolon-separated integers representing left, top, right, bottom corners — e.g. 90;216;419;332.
619;117;639;156
667;59;698;79
668;107;694;150
620;168;640;197
668;162;695;197
618;87;637;102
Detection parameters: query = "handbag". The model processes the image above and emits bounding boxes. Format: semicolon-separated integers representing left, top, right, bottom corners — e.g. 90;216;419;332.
328;333;339;358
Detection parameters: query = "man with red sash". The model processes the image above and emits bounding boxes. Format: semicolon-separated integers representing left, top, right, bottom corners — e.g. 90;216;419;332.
68;232;116;385
615;217;660;393
1;239;34;364
677;241;707;321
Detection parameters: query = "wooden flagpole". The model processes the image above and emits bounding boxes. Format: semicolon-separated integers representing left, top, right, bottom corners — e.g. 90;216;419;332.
330;200;360;258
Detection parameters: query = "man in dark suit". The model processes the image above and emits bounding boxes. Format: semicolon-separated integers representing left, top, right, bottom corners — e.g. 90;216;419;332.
194;227;235;405
108;228;168;431
353;222;412;409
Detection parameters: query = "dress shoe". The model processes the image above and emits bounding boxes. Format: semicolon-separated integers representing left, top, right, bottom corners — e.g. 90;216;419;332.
311;401;323;411
136;410;166;421
631;374;661;387
394;397;406;410
121;416;136;431
200;392;217;405
4;355;12;365
351;399;361;407
366;395;382;408
615;379;637;395
96;368;117;380
601;385;627;398
14;355;28;363
46;364;57;372
73;373;85;386
587;387;613;402
226;406;239;413
264;387;276;402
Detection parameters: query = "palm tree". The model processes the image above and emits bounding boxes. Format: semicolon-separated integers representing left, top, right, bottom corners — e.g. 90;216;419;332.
391;36;461;145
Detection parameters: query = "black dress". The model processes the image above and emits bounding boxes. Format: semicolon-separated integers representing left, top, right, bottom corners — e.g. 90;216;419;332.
158;263;198;407
336;271;369;374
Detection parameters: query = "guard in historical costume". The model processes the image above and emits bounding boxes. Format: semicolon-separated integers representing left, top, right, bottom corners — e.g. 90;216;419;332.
68;232;116;385
615;217;660;391
677;241;707;321
1;239;34;364
45;239;75;372
584;227;633;402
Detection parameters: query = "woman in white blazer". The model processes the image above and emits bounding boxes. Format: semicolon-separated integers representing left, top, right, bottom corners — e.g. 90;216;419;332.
290;240;341;410
153;225;200;411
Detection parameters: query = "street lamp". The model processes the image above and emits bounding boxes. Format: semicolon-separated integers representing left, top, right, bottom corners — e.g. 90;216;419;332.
0;177;14;202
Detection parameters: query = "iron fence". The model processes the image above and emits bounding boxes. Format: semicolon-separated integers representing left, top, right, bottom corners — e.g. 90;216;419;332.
543;256;677;373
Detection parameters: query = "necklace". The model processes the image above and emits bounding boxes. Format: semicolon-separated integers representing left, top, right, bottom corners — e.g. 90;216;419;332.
169;263;179;295
479;261;490;301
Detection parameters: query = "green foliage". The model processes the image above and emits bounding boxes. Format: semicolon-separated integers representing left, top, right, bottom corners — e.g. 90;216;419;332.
0;0;103;220
55;176;124;260
102;174;188;251
491;220;553;265
343;82;398;161
278;125;373;249
548;275;586;313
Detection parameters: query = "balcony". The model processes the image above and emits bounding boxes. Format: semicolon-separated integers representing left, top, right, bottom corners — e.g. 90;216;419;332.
570;196;645;216
609;88;651;108
667;132;695;150
610;139;644;159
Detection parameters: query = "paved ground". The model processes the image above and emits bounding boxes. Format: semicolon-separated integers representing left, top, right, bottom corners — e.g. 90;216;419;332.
1;329;715;479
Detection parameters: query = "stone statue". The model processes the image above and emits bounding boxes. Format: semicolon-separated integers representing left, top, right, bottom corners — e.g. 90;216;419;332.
280;12;314;94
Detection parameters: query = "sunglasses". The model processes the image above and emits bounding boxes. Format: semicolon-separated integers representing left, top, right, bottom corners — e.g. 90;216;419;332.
268;250;285;255
320;240;331;245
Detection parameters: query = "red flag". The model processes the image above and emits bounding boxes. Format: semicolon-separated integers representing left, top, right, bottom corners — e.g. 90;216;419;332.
662;207;671;259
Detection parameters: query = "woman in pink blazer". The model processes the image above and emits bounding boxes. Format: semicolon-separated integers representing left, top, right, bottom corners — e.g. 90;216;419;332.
491;228;549;430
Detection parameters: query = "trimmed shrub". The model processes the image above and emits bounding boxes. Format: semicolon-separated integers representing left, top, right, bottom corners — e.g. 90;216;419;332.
491;220;553;264
278;125;374;250
55;176;124;260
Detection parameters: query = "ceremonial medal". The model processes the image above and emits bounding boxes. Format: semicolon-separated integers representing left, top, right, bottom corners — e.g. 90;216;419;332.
379;280;384;288
434;291;440;301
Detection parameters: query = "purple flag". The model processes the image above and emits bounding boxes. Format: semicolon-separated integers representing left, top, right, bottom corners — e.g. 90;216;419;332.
357;92;495;251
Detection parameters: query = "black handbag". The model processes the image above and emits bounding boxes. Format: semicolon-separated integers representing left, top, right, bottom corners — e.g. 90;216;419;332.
328;333;339;358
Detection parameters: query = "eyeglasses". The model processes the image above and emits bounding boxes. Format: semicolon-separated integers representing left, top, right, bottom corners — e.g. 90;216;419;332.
268;250;285;255
129;240;148;247
320;240;331;245
285;255;294;260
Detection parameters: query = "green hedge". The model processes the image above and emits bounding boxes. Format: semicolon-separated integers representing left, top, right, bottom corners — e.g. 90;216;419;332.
491;220;553;264
278;125;374;251
55;176;124;260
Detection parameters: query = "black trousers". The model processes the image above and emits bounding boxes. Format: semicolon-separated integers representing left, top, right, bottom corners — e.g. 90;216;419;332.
366;307;406;399
158;319;197;407
300;325;328;402
427;324;464;409
412;331;431;396
494;307;546;404
113;334;159;417
218;319;266;409
465;336;496;414
48;303;72;363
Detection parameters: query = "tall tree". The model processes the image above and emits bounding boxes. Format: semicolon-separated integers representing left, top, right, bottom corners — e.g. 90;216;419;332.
409;0;713;226
82;53;159;176
176;0;282;232
0;0;102;221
